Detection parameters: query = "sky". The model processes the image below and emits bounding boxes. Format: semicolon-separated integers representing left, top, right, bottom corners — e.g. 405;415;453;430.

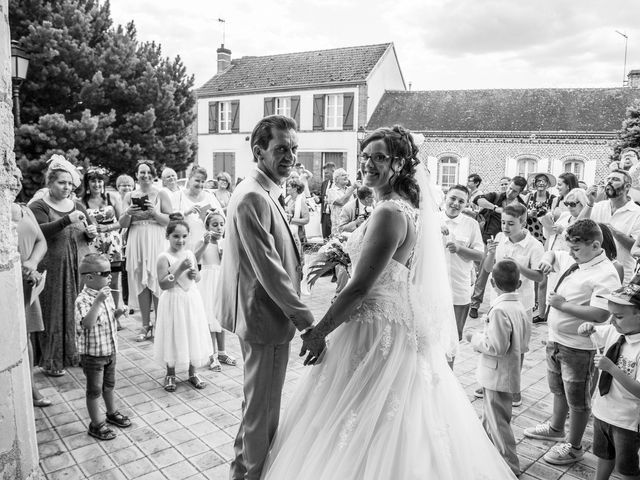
109;0;640;92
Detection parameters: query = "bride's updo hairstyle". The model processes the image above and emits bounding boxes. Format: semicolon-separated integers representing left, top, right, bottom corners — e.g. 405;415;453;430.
360;125;421;208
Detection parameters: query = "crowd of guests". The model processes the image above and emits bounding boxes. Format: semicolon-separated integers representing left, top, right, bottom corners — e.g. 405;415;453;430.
13;146;640;478
440;150;640;478
12;155;239;418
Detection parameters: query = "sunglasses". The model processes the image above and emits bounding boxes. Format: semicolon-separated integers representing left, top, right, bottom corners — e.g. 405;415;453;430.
563;201;581;208
83;271;112;277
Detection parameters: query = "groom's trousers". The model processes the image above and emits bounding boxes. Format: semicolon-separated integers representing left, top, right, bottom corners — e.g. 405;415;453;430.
230;340;290;480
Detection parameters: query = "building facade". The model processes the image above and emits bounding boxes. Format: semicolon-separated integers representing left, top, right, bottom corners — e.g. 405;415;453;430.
196;43;405;190
369;86;640;191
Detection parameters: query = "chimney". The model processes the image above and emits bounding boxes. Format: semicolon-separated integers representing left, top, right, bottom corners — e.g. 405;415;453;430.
628;70;640;88
217;44;231;74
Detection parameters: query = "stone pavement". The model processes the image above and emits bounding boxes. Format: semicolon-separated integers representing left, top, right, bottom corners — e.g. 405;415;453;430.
33;276;621;480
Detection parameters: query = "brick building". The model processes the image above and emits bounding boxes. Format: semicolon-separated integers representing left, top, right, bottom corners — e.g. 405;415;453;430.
368;83;640;190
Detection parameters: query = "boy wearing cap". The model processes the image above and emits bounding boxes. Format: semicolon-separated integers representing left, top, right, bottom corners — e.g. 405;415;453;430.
578;284;640;480
466;260;529;477
76;253;130;440
525;220;621;465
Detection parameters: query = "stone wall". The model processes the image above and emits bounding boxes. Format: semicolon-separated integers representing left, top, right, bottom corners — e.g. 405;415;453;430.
0;1;42;478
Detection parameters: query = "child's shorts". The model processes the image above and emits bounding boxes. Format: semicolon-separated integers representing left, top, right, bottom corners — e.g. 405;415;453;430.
593;417;640;476
546;341;594;412
82;354;116;400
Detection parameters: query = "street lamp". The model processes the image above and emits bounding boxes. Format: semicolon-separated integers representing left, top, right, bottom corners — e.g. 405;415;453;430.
357;126;366;179
10;40;30;127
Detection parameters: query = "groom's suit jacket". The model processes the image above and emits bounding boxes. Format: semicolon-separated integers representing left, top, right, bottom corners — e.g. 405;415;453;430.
217;168;314;345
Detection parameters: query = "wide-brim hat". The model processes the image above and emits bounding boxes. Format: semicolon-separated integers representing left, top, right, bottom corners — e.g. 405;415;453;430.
527;172;556;188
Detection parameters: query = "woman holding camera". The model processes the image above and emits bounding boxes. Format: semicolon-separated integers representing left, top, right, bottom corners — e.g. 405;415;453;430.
119;161;171;342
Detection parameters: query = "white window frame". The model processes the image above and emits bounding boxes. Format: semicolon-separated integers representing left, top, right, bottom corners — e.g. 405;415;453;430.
325;94;343;130
564;159;585;180
438;156;459;189
218;101;232;133
516;158;538;178
275;97;291;117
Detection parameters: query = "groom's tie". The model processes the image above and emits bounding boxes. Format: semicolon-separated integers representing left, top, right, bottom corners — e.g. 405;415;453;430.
278;194;285;208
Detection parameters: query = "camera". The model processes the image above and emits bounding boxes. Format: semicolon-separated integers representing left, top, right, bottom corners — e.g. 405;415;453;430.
132;195;149;211
363;206;374;219
531;207;547;218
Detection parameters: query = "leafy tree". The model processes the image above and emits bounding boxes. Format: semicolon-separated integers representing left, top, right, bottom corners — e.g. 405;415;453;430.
9;0;196;192
612;99;640;160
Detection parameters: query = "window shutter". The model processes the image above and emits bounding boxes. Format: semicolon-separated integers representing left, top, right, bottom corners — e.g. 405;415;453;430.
313;95;325;131
208;102;218;133
264;97;274;117
291;96;300;126
230;100;240;133
342;93;354;130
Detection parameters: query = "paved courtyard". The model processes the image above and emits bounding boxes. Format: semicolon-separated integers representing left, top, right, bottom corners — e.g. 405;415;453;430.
33;275;622;480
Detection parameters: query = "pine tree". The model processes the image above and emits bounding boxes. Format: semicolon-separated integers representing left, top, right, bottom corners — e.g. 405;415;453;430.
9;0;196;193
612;100;640;160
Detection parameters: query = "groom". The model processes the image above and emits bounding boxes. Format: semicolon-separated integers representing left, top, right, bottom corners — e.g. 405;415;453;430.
217;115;319;480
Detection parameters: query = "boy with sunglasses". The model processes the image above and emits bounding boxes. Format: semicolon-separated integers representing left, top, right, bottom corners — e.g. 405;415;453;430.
76;253;130;440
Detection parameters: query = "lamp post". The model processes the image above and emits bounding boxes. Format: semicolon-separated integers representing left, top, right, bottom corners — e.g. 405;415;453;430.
10;40;30;127
615;30;628;87
357;126;366;179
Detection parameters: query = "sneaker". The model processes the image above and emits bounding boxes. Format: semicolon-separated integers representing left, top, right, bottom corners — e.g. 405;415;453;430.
523;422;565;441
474;387;484;398
469;307;479;319
512;393;522;407
543;442;584;465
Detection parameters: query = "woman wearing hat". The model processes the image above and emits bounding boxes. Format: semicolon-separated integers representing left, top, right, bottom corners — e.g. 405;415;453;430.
81;167;124;317
525;172;557;243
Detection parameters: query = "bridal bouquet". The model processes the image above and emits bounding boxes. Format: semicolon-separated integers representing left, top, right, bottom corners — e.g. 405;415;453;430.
307;235;351;288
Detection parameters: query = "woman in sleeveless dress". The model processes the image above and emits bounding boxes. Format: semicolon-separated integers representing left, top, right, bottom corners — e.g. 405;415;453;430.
261;126;517;479
29;162;97;375
175;166;222;253
82;167;124;314
119;161;171;341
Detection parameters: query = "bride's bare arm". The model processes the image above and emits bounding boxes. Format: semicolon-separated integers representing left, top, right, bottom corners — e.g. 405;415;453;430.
306;204;408;347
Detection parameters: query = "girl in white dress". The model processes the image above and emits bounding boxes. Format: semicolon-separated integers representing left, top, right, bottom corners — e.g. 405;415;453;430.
194;209;236;371
261;126;517;479
154;213;213;392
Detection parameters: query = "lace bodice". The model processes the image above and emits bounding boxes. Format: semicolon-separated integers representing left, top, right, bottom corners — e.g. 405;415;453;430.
344;199;420;329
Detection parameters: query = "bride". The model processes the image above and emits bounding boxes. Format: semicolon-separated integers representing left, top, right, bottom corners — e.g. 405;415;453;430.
260;126;517;479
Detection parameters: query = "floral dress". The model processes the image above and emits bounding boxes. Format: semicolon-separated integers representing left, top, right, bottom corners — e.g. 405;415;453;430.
85;195;123;269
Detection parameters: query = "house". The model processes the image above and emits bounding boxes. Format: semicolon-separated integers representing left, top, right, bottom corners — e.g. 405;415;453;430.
196;43;406;190
367;78;640;191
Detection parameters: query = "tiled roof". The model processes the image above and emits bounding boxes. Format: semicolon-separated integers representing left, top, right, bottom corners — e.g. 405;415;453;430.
367;88;640;132
197;43;391;97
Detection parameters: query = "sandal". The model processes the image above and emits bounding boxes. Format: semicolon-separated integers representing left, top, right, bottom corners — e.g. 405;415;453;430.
42;368;66;377
209;358;222;372
87;422;116;441
106;411;131;428
33;397;52;407
218;353;237;366
164;375;177;392
188;374;206;389
135;326;153;342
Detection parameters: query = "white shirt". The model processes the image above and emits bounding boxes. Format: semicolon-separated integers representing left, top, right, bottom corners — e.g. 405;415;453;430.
162;186;183;213
592;326;640;432
440;211;484;305
547;251;621;350
489;230;545;312
591;199;640;282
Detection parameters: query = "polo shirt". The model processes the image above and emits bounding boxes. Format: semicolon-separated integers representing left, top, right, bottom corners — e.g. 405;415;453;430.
440;211;484;305
592;326;640;432
488;230;544;312
547;251;621;350
591;200;640;282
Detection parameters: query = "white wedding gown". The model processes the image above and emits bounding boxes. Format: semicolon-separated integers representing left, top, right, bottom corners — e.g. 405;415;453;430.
261;200;516;480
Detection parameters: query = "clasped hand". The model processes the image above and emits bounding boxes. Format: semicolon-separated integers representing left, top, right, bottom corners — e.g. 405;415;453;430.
299;328;326;366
